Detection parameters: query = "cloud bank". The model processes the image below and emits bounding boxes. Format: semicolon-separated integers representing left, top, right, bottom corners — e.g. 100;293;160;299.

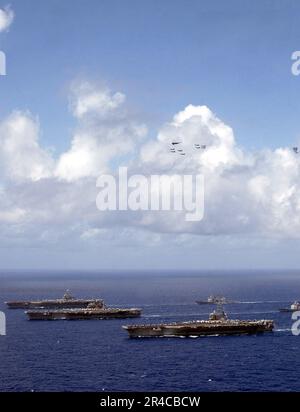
0;5;14;32
1;80;300;249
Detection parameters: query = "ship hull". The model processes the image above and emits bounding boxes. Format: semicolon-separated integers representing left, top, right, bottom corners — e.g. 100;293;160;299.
26;308;141;320
195;300;235;305
123;320;274;338
6;299;100;309
195;301;212;305
279;308;298;312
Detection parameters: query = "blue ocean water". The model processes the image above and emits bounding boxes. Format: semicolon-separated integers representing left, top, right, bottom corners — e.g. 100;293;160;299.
0;270;300;392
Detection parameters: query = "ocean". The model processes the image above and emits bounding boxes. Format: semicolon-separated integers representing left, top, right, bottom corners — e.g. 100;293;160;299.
0;270;299;392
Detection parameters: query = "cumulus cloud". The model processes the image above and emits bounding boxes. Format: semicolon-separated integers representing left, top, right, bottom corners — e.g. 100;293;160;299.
135;105;300;238
1;80;300;249
0;5;14;32
140;104;242;172
0;111;53;181
0;207;26;223
69;81;126;119
55;81;147;181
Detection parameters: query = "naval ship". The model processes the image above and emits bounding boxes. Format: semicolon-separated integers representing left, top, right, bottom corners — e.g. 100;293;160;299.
279;301;300;312
195;295;235;305
26;301;142;320
123;307;274;338
6;291;101;309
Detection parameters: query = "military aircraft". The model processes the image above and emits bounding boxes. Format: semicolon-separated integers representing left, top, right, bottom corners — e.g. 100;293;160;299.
194;144;206;150
168;141;207;157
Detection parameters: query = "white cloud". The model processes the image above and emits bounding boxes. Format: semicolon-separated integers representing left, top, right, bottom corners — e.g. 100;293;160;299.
2;81;300;250
55;81;147;181
69;81;126;119
0;111;53;181
140;104;241;170
0;207;26;223
80;228;107;240
135;104;300;238
0;5;14;32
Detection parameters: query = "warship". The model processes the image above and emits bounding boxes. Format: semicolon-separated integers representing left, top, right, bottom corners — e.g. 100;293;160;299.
5;291;100;309
195;295;234;305
26;301;142;320
123;307;274;338
279;301;300;312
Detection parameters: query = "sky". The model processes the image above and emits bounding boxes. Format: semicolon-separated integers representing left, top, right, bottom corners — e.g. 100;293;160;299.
1;0;300;270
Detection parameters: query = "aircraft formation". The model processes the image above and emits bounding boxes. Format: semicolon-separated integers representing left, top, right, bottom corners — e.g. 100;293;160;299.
169;141;299;157
169;139;207;156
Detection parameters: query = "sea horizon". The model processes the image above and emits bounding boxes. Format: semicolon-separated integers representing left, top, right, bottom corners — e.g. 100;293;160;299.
1;270;300;391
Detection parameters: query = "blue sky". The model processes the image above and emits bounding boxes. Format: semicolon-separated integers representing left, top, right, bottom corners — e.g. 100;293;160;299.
1;0;300;270
1;0;300;151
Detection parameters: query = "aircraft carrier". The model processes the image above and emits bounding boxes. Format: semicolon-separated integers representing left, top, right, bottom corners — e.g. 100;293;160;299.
6;291;101;309
123;308;274;338
26;301;142;320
